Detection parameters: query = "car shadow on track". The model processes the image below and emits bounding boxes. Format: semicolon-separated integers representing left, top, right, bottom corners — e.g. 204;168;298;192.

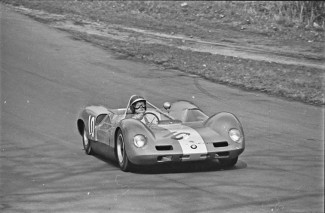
92;153;120;167
93;153;247;174
132;160;247;174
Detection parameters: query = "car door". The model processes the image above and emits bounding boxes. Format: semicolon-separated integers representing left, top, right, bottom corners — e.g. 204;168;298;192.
96;114;112;145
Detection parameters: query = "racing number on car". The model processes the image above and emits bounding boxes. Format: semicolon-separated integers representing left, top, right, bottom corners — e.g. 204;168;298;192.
88;116;95;138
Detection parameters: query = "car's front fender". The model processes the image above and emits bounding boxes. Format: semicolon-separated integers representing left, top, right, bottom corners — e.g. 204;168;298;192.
117;119;156;162
204;112;245;148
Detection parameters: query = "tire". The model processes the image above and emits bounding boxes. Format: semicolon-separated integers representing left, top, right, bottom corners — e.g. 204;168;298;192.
82;127;93;155
116;130;133;172
219;157;238;168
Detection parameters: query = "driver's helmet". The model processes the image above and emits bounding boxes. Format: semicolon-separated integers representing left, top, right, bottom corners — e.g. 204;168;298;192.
129;95;146;113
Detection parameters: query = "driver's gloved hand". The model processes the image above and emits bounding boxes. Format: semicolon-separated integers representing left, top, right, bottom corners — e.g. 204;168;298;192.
132;113;144;120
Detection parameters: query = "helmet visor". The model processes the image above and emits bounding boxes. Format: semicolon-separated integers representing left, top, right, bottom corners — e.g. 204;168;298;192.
134;102;146;109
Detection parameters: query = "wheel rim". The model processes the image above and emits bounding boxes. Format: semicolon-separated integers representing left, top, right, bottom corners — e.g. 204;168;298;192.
83;130;89;148
117;134;124;164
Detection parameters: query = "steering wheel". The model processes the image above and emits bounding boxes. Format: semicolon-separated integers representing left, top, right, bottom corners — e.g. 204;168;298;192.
143;112;159;125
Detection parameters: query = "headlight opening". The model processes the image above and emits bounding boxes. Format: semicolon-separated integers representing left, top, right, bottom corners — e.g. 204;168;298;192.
229;128;242;143
133;134;147;148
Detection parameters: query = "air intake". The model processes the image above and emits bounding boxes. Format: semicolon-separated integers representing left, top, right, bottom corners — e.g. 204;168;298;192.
213;141;228;147
156;145;173;151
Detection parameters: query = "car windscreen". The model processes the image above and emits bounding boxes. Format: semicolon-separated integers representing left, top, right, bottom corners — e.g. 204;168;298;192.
185;109;209;122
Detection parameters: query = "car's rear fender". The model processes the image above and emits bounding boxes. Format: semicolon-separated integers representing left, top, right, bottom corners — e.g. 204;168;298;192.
77;109;91;136
77;106;111;140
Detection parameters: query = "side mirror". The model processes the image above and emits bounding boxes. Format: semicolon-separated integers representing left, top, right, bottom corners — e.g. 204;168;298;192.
163;102;171;110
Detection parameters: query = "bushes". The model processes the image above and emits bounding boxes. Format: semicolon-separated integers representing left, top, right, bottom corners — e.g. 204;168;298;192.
294;1;325;25
254;1;325;28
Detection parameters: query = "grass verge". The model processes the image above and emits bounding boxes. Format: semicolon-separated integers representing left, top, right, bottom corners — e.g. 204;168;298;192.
59;28;325;106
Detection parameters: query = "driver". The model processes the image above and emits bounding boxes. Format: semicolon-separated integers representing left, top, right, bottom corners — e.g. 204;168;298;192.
126;95;159;124
128;95;147;120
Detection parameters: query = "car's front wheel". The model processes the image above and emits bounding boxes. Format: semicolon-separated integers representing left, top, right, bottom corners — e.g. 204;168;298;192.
219;157;238;168
116;130;133;172
82;127;93;155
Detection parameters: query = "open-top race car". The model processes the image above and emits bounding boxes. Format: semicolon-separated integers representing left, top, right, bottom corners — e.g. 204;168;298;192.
77;95;245;172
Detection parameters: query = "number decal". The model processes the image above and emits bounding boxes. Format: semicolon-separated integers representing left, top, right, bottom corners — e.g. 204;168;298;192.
88;116;95;138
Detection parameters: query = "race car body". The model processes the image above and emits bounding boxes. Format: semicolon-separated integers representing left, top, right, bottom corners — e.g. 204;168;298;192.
77;98;245;172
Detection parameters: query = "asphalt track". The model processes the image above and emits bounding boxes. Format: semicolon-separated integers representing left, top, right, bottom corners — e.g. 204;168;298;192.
1;6;324;213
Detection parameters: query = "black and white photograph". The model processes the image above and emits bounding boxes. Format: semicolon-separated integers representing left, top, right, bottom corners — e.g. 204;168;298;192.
1;1;324;212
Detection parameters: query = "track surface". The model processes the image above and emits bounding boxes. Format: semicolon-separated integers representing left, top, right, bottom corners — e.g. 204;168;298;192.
1;6;324;213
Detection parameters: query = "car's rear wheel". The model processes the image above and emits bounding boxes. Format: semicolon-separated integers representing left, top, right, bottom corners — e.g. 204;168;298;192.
219;157;238;168
116;130;133;172
82;127;93;155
